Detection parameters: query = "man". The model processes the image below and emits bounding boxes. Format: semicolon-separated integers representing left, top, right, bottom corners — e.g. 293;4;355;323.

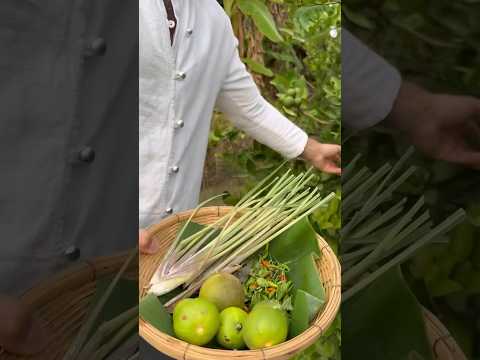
343;29;480;169
138;0;341;233
138;0;340;357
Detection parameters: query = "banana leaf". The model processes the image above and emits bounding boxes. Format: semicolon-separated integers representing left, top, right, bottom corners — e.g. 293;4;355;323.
139;294;173;336
343;266;433;360
89;277;138;329
269;218;326;337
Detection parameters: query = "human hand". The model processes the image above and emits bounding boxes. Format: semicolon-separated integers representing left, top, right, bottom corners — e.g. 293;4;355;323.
386;81;480;169
301;138;341;175
139;229;159;254
0;295;49;355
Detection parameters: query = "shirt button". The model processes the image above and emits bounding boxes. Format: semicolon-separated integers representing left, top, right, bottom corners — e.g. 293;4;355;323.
170;165;180;174
174;72;186;80
174;120;185;129
165;208;173;215
168;20;176;29
78;146;95;163
64;246;80;261
84;38;107;57
186;28;193;37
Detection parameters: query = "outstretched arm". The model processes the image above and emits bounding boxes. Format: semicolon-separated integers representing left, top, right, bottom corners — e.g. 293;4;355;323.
215;40;340;174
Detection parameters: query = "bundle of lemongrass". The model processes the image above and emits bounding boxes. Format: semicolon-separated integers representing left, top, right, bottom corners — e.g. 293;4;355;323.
341;148;466;302
148;165;335;307
63;249;139;360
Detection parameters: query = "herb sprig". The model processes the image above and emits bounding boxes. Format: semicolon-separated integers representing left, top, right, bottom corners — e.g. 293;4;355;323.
244;248;293;312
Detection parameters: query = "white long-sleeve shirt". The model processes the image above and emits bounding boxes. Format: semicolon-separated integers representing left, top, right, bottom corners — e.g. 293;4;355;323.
139;0;308;228
342;29;402;130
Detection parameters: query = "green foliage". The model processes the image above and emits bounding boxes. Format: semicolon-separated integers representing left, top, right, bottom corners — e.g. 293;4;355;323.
209;0;341;190
237;0;284;43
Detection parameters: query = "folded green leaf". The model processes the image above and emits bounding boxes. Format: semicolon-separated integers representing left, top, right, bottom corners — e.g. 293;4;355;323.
290;290;324;338
139;294;173;336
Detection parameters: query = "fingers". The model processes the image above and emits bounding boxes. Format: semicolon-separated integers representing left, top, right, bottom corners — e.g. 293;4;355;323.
323;162;342;176
139;229;159;254
452;149;480;170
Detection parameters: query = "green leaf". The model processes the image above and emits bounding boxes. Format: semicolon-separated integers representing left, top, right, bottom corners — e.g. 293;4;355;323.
139;294;174;336
237;0;284;43
290;290;324;338
243;58;274;77
343;267;433;360
269;217;320;263
289;252;325;301
223;0;235;17
342;6;376;30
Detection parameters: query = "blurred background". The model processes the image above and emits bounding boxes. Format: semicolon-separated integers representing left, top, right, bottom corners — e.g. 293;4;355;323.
343;1;480;359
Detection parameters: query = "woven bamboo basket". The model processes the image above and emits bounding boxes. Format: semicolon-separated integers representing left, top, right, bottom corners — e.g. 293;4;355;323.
139;206;342;360
0;252;137;360
422;307;467;360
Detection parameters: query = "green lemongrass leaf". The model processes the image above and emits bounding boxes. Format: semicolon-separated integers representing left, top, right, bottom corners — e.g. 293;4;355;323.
342;166;417;238
341;245;376;264
342;209;466;302
343;167;370;196
104;333;138;360
349;199;407;239
64;248;137;360
343;163;391;209
380;197;425;252
388;210;431;250
343;197;425;284
92;317;138;360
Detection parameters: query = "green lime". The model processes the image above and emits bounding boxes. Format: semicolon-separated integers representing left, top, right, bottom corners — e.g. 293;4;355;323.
216;307;248;350
282;96;295;106
173;298;220;346
243;302;288;349
287;88;297;96
199;273;245;311
294;97;302;105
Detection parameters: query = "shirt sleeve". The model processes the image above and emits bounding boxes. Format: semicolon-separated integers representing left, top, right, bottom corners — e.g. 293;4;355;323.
215;39;308;160
342;28;402;131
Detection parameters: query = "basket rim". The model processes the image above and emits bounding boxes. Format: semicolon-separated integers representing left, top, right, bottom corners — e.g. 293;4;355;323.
139;206;342;359
422;307;467;360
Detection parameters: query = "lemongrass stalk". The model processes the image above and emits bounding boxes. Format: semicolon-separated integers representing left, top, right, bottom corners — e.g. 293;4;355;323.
92;317;138;360
167;192;335;306
64;248;137;360
342;209;465;302
178;174;314;268
76;305;138;359
159;193;228;274
343;198;424;284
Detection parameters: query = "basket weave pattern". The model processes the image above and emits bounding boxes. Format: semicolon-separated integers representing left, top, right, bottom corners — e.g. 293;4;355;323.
139;206;342;360
1;253;135;360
